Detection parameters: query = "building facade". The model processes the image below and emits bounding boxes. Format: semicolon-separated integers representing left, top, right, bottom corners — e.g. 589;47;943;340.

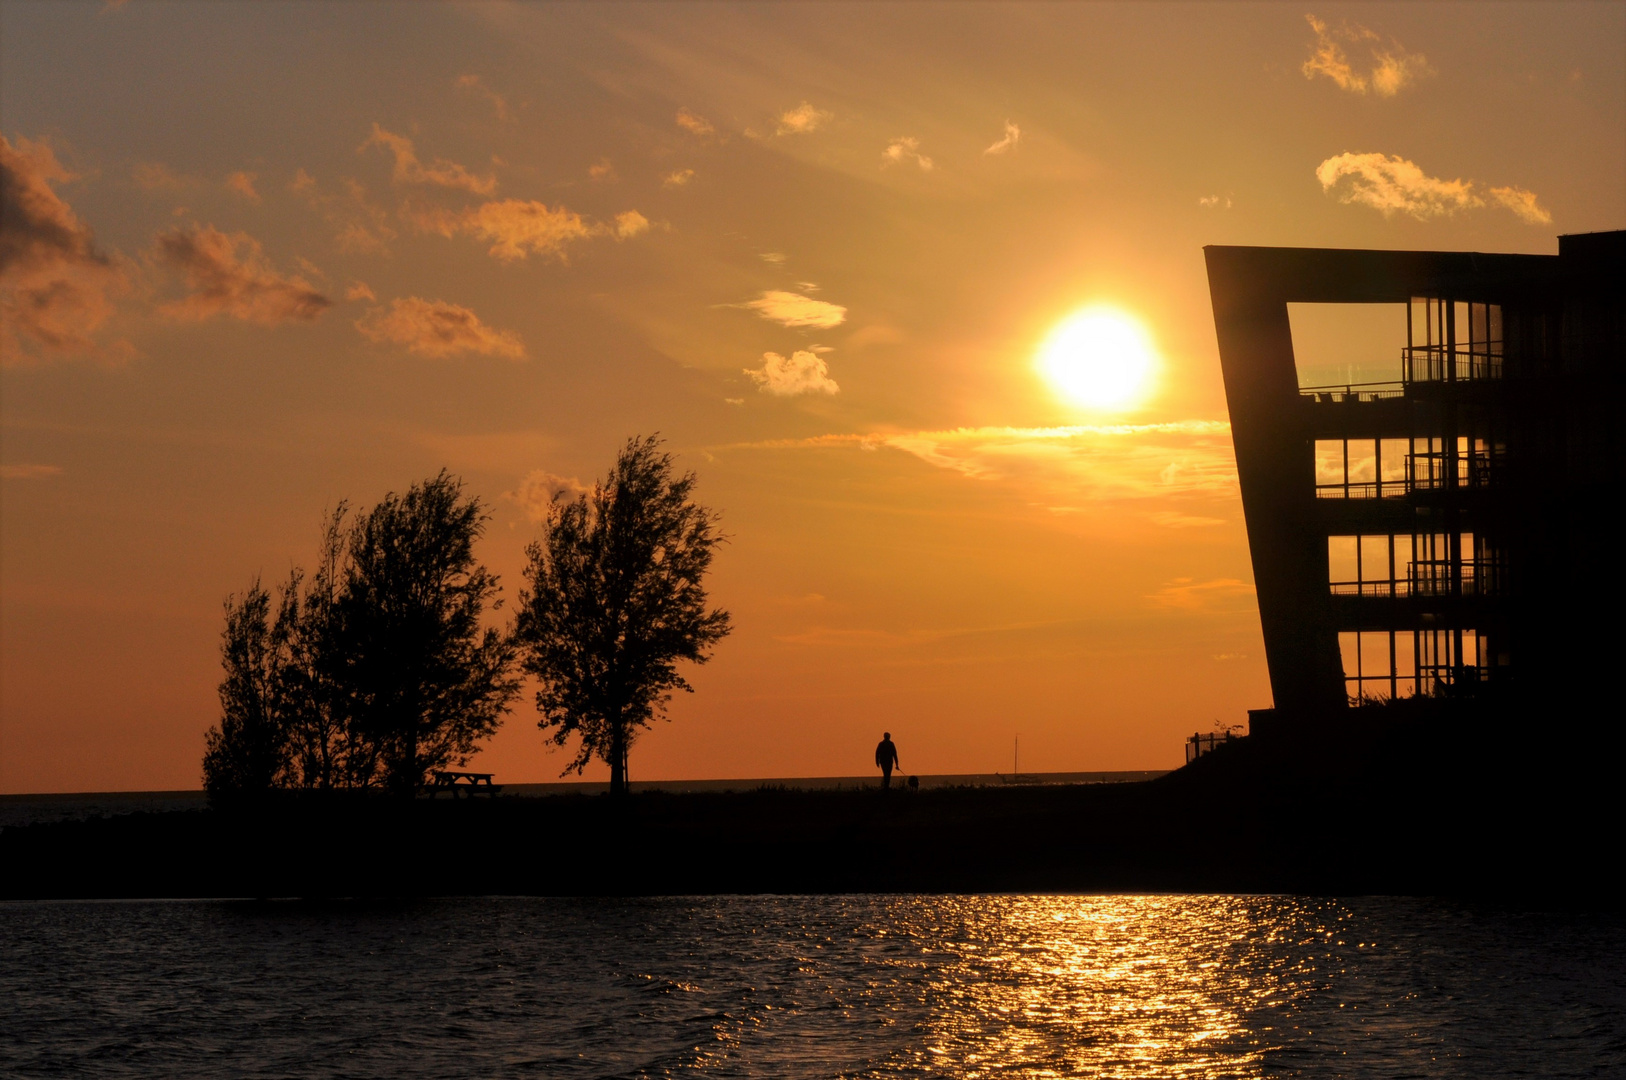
1205;232;1623;730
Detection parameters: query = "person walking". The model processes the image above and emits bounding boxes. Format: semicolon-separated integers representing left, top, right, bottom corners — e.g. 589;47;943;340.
875;732;900;790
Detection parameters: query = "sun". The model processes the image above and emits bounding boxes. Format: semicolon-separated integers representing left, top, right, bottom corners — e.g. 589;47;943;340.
1036;306;1158;410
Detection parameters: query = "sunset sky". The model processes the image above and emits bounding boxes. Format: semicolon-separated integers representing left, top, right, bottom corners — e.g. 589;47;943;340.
3;2;1622;793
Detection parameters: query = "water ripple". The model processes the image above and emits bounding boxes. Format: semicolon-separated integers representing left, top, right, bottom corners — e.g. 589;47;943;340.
2;896;1622;1077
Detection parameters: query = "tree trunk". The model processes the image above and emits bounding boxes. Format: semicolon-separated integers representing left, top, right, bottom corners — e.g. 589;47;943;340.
609;721;626;797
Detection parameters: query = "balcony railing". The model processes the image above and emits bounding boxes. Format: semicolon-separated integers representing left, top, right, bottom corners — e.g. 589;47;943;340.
1403;344;1503;383
1300;380;1407;404
1329;559;1506;599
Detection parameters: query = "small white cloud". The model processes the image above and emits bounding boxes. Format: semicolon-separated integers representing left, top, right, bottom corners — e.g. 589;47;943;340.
1198;194;1233;209
588;158;617;181
508;469;587;520
881;136;933;172
1316;152;1550;225
613;210;650;239
1316;152;1478;219
676;108;716;137
746;349;839;396
984;120;1021;155
663;169;695;187
344;280;375;302
776;101;832;135
723;396;745;406
760;252;788;264
740;290;847;329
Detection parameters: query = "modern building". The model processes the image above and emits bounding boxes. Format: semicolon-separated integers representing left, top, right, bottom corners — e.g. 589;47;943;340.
1204;232;1623;732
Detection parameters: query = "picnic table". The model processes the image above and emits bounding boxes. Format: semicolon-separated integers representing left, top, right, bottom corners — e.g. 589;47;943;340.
425;771;502;798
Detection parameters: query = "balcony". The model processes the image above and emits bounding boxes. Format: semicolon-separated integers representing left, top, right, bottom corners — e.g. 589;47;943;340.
1403;344;1503;383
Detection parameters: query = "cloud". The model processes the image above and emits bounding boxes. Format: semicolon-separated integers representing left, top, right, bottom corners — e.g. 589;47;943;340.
1487;185;1553;225
354;296;525;359
360;124;496;195
225;170;260;203
131;161;195;193
1;135;130;361
344;280;375;302
740;290;847;329
882;137;933;172
1147;577;1256;612
776;101;832;135
289;169;396;254
1150;511;1226;528
676;108;716;137
0;463;62;480
760;252;788;264
663;168;695;187
613;210;650;239
1198;194;1232;209
1316;152;1551;223
462;199;597;261
152;224;331;324
1302;15;1431;97
455;74;508;120
734;421;1238;500
508;469;588;520
984;120;1021;155
588;157;617;181
746;349;839;396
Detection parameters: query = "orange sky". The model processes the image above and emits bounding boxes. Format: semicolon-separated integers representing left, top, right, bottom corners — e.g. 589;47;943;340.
3;2;1622;792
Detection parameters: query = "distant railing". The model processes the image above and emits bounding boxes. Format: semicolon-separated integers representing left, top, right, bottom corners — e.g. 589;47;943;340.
1300;380;1407;404
1407;450;1505;490
1329;579;1411;598
1403;344;1503;383
1410;559;1504;597
1185;730;1240;764
1315;479;1410;500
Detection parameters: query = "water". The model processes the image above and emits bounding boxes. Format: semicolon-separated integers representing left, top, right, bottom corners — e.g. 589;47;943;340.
3;896;1622;1077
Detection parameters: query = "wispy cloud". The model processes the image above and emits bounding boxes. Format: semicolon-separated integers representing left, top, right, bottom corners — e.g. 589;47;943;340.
613;210;650;239
746;349;839;396
0;463;63;480
881;137;933;172
1;135;130;362
1147;577;1255;612
1316;152;1551;223
153;224;331;324
587;157;617;181
131;161;195;193
739;290;847;329
508;469;588;521
355;296;524;359
344;280;375;302
776;101;832;136
224;170;260;203
983;120;1021;155
462;199;597;261
1487;185;1554;225
663;168;695;188
1198;194;1232;209
455;74;509;120
730;421;1238;500
360;124;496;195
676;108;716;137
1302;14;1431;97
289;169;396;254
760;252;788;265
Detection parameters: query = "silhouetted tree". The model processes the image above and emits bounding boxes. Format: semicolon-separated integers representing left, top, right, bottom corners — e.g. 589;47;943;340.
276;506;371;789
517;436;732;796
334;472;520;795
202;580;292;800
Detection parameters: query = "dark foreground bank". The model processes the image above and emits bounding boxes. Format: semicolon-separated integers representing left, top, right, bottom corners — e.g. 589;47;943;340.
5;709;1620;900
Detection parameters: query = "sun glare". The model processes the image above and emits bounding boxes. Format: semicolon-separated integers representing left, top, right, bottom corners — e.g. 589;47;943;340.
1036;307;1158;411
